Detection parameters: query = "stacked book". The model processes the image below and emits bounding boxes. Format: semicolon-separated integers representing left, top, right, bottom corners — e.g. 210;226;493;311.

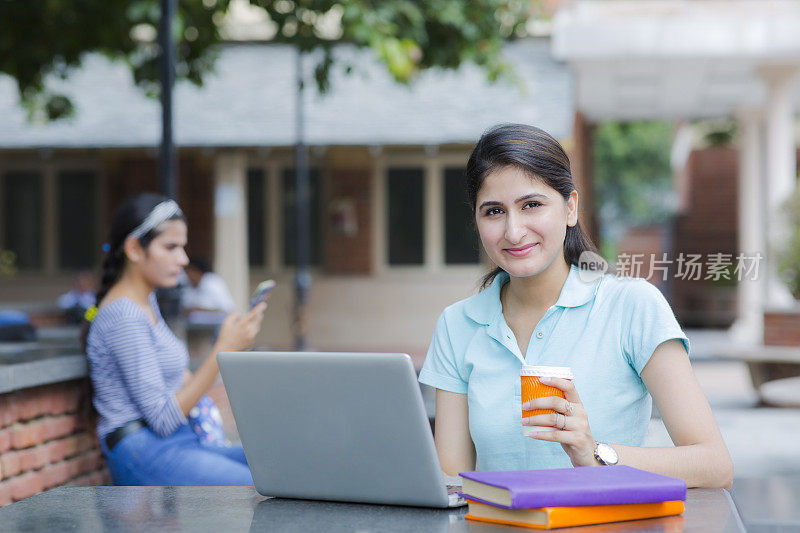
459;465;687;530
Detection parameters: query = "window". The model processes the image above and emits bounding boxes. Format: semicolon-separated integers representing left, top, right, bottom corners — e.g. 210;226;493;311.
3;171;42;270
247;168;265;266
444;167;480;264
282;168;321;266
58;170;97;269
387;168;424;265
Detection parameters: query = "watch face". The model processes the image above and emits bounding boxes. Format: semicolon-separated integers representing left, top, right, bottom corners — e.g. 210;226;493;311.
595;442;619;465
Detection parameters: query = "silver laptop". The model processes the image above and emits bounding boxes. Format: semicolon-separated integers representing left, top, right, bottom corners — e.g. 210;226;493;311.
217;351;466;508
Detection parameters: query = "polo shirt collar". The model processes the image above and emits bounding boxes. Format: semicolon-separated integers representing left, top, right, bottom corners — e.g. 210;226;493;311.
464;264;601;326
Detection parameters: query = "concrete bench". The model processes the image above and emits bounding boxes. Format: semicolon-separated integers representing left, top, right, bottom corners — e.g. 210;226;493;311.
759;376;800;408
721;345;800;390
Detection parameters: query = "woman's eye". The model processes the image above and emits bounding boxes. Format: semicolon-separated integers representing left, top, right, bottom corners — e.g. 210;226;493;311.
484;207;503;216
523;201;542;210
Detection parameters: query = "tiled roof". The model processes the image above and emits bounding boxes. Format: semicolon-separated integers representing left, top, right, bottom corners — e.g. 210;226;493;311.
0;39;573;148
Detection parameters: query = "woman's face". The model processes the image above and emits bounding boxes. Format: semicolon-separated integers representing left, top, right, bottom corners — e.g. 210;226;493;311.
474;166;578;279
134;219;189;288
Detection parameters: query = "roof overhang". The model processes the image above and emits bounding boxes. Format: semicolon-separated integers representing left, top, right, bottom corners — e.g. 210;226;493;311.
552;1;800;121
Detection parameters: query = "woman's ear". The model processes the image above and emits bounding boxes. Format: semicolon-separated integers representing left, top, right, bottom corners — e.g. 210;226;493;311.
566;190;579;227
123;236;144;263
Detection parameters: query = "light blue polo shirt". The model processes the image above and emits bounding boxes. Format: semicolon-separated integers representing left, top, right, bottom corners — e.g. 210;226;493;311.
419;264;690;471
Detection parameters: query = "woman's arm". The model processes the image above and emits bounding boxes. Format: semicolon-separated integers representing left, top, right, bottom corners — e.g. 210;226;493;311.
525;339;734;489
175;302;265;415
614;339;734;489
434;389;476;475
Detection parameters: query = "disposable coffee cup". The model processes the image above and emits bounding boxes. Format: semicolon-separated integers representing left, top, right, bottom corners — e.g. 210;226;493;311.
520;365;574;436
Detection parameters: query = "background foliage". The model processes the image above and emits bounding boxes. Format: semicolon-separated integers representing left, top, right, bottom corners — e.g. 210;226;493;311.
592;121;676;256
0;0;535;120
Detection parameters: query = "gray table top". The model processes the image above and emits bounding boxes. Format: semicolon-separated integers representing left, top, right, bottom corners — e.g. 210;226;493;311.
732;474;800;532
0;486;745;532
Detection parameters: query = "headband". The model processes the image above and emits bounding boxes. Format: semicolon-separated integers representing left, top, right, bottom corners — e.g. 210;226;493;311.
127;200;183;240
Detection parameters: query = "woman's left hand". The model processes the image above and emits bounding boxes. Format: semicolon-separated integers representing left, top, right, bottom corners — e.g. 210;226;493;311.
521;377;599;467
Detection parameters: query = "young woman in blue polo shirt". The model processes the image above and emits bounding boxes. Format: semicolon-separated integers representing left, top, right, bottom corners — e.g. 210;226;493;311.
419;124;733;488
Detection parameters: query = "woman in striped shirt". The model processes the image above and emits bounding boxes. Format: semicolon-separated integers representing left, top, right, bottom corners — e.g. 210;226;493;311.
85;193;266;485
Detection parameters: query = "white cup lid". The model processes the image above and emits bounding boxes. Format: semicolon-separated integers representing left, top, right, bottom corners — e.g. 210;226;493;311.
520;365;574;379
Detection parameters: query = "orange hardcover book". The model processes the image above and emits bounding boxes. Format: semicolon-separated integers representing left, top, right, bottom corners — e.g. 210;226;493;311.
465;499;685;530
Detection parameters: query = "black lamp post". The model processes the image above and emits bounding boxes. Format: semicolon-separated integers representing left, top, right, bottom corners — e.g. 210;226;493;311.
294;50;312;351
158;0;177;199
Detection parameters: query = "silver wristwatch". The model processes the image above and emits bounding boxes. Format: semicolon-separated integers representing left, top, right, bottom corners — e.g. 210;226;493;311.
594;441;619;466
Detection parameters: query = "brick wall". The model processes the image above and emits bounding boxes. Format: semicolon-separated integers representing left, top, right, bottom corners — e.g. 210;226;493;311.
0;381;109;507
323;168;373;275
672;147;739;327
764;311;800;346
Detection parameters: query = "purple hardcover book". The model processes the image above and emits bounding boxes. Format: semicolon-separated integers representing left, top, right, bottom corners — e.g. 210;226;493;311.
459;465;687;509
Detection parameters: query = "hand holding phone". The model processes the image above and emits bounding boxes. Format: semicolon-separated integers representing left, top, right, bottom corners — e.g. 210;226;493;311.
249;280;276;310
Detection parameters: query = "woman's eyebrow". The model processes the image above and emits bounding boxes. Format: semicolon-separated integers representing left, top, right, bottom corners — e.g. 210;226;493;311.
478;193;547;210
515;193;547;203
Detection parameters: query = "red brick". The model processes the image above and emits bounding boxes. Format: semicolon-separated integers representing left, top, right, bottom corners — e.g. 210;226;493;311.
1;451;21;479
64;386;81;414
49;384;73;416
17;389;39;421
0;479;11;507
66;456;81;478
66;475;91;487
75;433;94;454
73;450;102;477
0;428;11;453
47;438;68;463
41;461;71;489
45;415;78;441
63;435;80;458
18;445;48;472
37;387;51;418
0;394;19;428
11;421;45;449
10;472;44;501
88;471;107;486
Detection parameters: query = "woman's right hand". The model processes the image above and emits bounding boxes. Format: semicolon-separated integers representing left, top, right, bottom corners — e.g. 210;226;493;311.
214;302;267;353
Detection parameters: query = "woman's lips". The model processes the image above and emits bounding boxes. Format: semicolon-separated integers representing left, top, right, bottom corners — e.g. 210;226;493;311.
504;243;538;257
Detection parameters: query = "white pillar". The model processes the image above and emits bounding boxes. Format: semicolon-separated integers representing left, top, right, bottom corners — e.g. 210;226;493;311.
213;151;249;311
424;148;443;272
731;108;765;344
761;66;799;309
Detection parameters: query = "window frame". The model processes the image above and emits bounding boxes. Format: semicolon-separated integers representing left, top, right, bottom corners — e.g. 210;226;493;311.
0;157;102;276
245;154;327;277
376;150;486;276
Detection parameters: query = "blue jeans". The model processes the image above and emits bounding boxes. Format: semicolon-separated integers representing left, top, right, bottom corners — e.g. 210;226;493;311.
101;424;253;486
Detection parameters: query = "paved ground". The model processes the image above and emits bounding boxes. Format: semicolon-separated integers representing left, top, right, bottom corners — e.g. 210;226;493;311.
646;359;800;479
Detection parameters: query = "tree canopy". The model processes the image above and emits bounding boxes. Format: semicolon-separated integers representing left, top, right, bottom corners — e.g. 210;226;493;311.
0;0;536;120
592;121;676;251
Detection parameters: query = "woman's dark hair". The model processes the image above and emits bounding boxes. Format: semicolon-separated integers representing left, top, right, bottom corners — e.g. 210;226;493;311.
465;123;598;289
188;256;212;274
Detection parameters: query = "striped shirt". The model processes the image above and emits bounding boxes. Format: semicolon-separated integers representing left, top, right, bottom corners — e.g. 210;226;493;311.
86;294;188;440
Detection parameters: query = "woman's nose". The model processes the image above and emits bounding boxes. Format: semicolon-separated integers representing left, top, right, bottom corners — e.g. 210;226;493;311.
504;214;526;244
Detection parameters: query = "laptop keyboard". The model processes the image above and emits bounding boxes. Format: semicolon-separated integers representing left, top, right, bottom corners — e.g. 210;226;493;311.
446;484;460;495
